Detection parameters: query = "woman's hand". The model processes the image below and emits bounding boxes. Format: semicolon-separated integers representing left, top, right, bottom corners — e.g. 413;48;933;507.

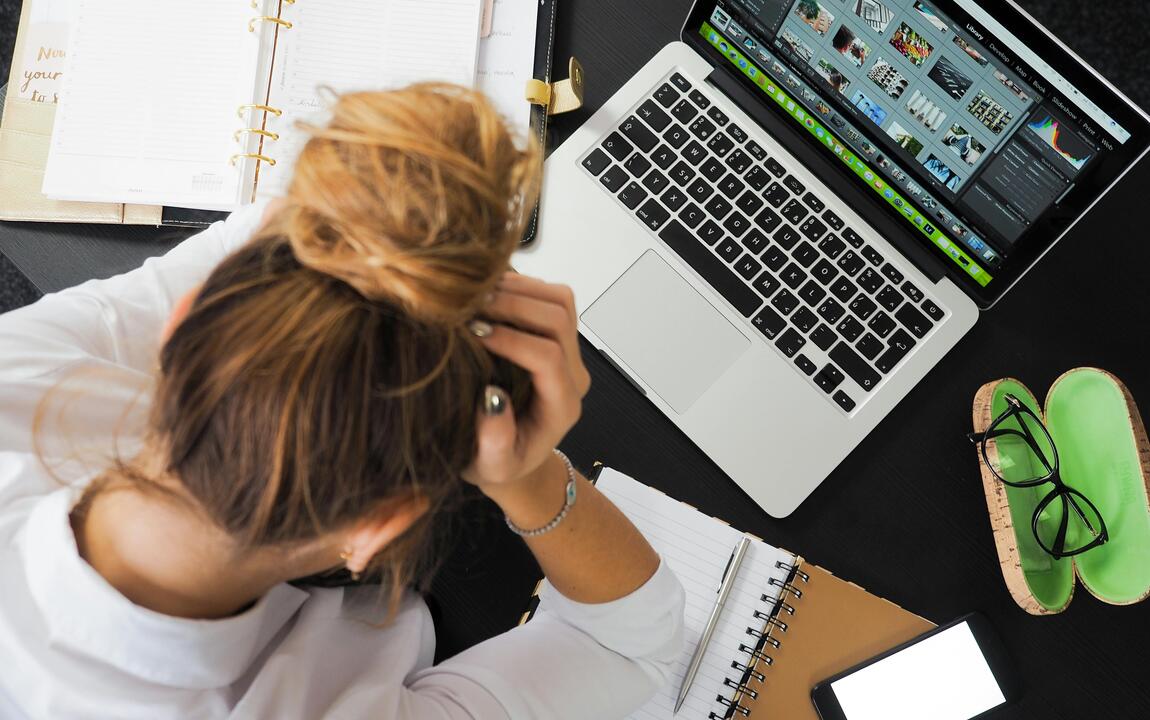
463;273;591;497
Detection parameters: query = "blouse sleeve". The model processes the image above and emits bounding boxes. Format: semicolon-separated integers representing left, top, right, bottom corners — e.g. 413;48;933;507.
401;558;686;719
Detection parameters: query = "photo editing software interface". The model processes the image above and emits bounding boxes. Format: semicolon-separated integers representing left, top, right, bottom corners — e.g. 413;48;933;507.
703;0;1133;288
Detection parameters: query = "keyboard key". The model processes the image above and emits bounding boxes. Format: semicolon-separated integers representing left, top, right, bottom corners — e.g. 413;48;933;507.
734;254;763;280
802;193;825;213
654;82;680;107
774;225;801;250
708;133;735;158
682;141;707;166
830;342;880;392
662;186;687;212
812;259;838;286
687;178;714;203
922;299;945;321
700;159;726;184
652;144;677;169
792;307;819;333
741;228;769;255
583;148;611;176
618;182;647;209
670;73;692;92
771;288;800;315
783;175;806;195
875;330;916;373
765;157;786;177
670;161;696;187
776;329;807;358
680;203;706;228
817;298;845;324
672;99;699;123
698;220;723;245
658;221;762;317
603;132;633;161
815;365;845;393
689;117;717;141
868;311;896;338
780;263;807;289
830;277;856;303
752;306;787;339
718;174;746;199
794;242;819;268
756;207;782;234
857;333;884;360
601;165;628;192
781;199;810;225
876;286;903;312
736;191;764;216
706;106;729;125
624;153;653;178
745;166;771;191
762;245;787;271
642;170;670;195
799;280;827;306
796;354;818;376
620;116;658;152
895;304;934;339
823;210;844;231
862;246;884;266
833;391;856;412
663;124;690;148
848;295;877;321
716;238;741;263
637;100;672;132
746;140;768;161
723;212;751;238
726;124;748;144
636;199;670;232
842;227;864;248
858;268;883;294
818;235;846;259
837;250;865;276
704;195;734;220
810;324;837;351
901;282;924;303
688;89;711;109
836;316;865;343
726;149;753;174
763;182;789;208
751;271;781;298
880;263;905;286
799;216;828;242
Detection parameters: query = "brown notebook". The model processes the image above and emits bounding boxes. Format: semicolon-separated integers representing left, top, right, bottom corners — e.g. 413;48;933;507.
533;467;935;719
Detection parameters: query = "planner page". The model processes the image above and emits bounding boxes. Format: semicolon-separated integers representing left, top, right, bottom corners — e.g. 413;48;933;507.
595;468;796;719
42;0;268;210
257;0;484;197
476;0;540;132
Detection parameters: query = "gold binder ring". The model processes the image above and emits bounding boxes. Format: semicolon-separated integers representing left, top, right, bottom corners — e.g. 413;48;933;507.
234;128;280;142
250;0;294;7
236;104;283;119
230;153;277;167
248;16;293;32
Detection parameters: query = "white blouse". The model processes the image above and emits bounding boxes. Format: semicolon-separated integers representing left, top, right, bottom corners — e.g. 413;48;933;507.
0;203;686;719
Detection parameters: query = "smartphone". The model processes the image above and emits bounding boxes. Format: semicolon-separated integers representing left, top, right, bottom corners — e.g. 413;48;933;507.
811;613;1020;720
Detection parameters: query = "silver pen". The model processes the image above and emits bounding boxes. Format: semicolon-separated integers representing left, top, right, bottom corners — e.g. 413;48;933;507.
674;535;752;714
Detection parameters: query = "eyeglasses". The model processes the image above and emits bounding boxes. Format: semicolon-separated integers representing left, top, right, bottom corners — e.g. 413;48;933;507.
968;393;1108;560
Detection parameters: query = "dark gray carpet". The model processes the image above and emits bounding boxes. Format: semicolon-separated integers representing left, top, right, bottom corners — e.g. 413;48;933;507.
1;0;1149;315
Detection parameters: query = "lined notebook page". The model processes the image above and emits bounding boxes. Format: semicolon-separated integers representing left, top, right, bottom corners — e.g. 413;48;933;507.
476;0;540;131
42;0;266;209
257;0;484;197
596;469;795;719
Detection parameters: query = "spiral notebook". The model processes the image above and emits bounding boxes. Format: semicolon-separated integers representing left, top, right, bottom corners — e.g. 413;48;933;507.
551;468;935;719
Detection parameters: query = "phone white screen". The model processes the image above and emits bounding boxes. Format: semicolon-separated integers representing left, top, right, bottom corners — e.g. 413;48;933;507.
830;622;1005;720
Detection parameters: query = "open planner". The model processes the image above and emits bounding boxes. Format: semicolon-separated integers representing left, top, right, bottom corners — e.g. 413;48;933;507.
579;468;935;719
38;0;549;213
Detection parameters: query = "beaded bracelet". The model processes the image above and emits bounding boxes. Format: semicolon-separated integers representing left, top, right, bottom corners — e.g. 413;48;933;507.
504;449;578;538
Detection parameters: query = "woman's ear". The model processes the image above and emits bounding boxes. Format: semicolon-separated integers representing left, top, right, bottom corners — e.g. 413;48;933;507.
342;494;431;575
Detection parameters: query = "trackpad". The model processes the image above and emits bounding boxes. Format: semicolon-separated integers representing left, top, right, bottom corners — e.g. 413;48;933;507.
582;251;750;414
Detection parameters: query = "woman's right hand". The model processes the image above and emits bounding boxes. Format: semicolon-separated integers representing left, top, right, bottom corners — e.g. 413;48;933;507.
463;273;591;498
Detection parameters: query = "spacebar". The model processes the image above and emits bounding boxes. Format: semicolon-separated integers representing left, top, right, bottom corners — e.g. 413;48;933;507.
658;221;763;317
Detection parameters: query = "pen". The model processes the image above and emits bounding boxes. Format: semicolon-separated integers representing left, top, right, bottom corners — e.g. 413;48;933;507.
674;535;752;714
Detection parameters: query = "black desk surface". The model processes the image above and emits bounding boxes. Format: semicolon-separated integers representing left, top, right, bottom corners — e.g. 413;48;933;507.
4;1;1150;717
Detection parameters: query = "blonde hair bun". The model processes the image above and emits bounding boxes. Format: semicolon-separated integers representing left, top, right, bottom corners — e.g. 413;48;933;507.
281;83;541;324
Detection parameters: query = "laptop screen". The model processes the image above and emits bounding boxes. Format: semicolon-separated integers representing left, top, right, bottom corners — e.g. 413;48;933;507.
688;0;1150;304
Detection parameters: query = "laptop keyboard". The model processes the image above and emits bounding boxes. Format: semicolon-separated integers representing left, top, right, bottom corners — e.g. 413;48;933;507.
580;71;948;414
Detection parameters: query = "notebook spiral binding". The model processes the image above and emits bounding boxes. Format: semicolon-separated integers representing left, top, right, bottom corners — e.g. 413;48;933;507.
708;559;811;720
233;2;296;169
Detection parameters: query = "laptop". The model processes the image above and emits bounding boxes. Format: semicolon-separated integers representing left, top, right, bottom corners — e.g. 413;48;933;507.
514;0;1150;517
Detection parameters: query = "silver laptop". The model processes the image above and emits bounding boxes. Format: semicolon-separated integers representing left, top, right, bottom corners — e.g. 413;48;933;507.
515;0;1150;516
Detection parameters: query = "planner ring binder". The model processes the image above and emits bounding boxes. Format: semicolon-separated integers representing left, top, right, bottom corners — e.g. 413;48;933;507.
234;128;280;142
237;104;283;119
250;0;294;7
248;16;293;32
231;153;277;166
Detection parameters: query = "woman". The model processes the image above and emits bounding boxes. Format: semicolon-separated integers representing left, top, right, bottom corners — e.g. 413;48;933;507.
0;85;685;718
